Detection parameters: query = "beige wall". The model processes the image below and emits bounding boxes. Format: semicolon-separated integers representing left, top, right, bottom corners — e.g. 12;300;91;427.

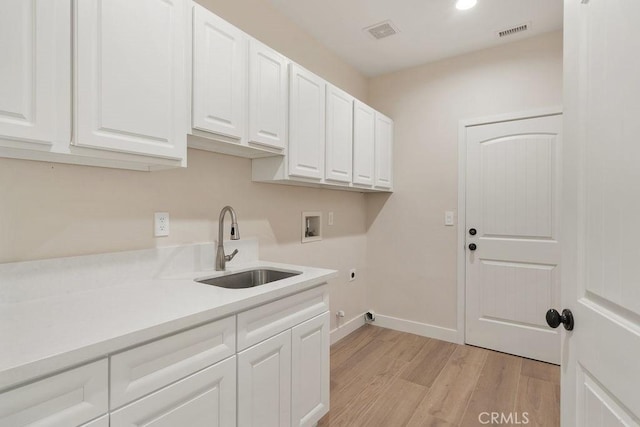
0;0;369;331
366;31;563;332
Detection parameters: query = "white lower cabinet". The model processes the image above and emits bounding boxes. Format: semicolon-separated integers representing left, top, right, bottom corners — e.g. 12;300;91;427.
238;330;292;427
111;356;236;427
291;312;330;427
0;359;108;427
0;286;330;427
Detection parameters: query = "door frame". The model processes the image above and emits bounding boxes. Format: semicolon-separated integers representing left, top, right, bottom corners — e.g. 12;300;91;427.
455;106;563;345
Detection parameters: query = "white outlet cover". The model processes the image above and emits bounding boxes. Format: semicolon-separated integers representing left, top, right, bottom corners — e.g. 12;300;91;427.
328;212;334;226
154;212;170;237
445;211;455;226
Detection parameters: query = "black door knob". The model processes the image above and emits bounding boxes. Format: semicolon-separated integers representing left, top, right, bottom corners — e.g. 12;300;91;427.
469;228;477;235
468;243;477;251
546;308;574;331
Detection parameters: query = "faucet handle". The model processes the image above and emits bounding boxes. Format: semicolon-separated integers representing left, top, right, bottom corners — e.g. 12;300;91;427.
225;249;239;262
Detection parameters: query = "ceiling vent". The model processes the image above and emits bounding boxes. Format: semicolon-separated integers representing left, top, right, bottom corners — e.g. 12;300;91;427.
497;22;530;38
364;20;399;40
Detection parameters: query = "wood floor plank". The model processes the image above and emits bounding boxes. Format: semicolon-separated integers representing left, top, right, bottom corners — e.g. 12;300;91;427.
407;345;488;427
330;325;382;370
319;356;407;426
521;358;561;385
400;338;457;388
330;337;396;391
357;377;429;426
385;331;429;363
515;376;560;427
458;351;523;427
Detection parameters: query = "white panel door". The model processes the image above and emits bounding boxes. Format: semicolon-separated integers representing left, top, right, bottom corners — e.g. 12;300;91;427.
192;4;247;141
352;100;375;187
288;64;326;180
465;114;562;364
249;39;288;150
374;112;393;189
238;330;292;427
291;312;329;427
75;0;187;160
0;0;70;147
562;0;640;425
325;85;353;183
110;356;236;427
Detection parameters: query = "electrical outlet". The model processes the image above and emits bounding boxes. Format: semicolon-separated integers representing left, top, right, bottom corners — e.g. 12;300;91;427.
154;212;170;237
349;268;356;282
328;212;334;226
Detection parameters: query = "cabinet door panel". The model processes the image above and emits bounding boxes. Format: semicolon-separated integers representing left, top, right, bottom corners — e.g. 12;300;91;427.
111;356;236;427
75;0;187;160
110;316;235;409
353;101;375;187
0;0;70;147
291;312;330;427
325;85;353;183
238;330;292;427
374;112;393;189
237;285;329;351
249;39;288;150
288;64;325;180
0;359;108;427
192;4;246;140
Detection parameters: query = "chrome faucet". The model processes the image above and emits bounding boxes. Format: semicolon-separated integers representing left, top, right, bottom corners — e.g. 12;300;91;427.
216;206;240;271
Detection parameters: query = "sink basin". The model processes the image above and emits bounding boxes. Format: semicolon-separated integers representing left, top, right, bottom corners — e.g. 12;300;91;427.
196;269;302;289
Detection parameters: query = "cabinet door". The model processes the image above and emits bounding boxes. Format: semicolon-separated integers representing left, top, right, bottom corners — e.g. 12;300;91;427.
75;0;187;160
288;64;326;180
238;330;292;427
374;112;394;189
111;356;236;427
352;101;375;187
249;39;288;150
325;85;353;183
291;312;330;427
192;4;247;141
0;0;70;148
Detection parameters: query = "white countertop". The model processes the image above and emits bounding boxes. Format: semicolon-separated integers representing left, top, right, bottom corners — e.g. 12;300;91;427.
0;259;337;391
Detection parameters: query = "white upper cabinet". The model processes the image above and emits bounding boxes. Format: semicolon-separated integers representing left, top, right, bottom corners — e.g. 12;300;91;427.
0;0;70;150
192;4;247;141
325;84;353;183
288;64;326;180
352;100;376;187
248;39;288;151
75;0;187;161
374;112;393;189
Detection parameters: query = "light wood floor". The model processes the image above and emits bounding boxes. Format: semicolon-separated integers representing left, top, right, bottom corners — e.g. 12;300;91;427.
319;325;560;427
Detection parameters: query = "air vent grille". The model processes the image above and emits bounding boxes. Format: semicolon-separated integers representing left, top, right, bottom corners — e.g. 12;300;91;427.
497;23;529;38
364;21;399;40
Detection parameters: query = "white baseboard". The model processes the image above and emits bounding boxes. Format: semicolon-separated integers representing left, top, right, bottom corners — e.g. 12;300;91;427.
330;313;366;345
373;314;462;344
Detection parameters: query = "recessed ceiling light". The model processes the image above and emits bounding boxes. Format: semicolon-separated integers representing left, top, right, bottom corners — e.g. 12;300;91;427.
456;0;477;10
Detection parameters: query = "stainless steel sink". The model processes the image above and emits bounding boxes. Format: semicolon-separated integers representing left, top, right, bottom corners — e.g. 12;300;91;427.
195;269;301;289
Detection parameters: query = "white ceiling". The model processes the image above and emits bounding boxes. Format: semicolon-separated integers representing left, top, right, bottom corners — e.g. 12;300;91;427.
267;0;563;76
